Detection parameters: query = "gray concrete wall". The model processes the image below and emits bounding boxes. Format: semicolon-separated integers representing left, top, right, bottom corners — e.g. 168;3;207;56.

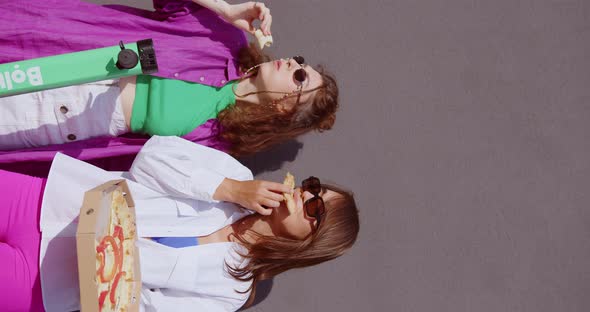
90;1;590;311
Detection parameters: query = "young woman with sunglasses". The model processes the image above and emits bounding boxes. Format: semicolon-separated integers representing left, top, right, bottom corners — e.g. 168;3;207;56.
0;135;359;312
0;0;339;158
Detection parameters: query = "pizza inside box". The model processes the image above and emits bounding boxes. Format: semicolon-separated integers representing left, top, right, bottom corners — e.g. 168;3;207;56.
76;179;141;312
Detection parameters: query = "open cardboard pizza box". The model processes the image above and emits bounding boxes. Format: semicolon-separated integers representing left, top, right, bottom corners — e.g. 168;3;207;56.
76;179;141;312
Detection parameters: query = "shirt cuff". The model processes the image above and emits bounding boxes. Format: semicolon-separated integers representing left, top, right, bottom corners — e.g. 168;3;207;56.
189;169;225;203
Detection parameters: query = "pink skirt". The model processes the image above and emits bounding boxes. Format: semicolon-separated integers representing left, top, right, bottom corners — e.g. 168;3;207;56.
0;169;46;312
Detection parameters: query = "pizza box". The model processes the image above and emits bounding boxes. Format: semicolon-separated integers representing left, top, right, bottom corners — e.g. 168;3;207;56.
76;179;141;312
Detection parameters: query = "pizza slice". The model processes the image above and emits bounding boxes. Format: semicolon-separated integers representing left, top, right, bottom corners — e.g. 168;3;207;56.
283;173;296;214
95;188;137;312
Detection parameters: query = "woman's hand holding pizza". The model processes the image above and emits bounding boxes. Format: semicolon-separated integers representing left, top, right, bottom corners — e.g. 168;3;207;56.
214;178;292;215
222;1;272;35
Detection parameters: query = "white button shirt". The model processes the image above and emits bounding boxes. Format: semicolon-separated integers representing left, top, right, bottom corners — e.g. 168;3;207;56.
39;136;254;312
0;80;128;150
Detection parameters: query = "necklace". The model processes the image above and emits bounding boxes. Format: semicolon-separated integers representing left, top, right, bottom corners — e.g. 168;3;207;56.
231;63;261;98
231;59;295;106
231;63;287;99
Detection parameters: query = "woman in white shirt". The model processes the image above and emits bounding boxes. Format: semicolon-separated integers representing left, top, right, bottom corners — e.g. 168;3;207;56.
0;135;360;312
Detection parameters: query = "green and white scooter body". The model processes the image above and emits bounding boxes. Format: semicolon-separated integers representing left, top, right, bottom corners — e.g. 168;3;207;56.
0;39;157;97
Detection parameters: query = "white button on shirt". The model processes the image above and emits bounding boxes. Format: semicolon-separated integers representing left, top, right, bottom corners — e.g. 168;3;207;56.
39;136;254;312
199;76;205;82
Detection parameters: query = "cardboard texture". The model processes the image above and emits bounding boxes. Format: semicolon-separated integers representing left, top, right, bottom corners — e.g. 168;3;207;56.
76;180;141;312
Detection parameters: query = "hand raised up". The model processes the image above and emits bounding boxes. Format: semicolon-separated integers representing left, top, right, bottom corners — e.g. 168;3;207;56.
213;178;292;215
222;1;272;35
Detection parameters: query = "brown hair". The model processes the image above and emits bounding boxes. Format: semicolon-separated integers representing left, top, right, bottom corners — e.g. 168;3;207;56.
226;184;360;307
217;44;339;156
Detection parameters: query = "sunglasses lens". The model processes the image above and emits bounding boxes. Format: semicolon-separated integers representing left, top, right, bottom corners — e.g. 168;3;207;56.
305;197;324;217
294;69;307;83
293;56;305;65
302;177;321;194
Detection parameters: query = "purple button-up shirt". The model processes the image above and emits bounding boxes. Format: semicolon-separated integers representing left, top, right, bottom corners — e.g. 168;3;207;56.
0;0;247;86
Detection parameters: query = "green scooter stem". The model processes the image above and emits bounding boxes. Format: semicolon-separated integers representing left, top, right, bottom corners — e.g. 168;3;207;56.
0;39;157;97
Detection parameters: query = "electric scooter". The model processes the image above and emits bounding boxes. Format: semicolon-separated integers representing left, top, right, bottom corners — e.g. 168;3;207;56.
0;39;157;97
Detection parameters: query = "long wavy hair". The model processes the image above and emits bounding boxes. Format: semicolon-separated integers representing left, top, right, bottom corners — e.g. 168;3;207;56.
226;184;360;307
217;43;339;156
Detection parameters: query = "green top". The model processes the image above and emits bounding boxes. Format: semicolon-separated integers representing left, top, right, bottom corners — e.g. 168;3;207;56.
130;75;237;136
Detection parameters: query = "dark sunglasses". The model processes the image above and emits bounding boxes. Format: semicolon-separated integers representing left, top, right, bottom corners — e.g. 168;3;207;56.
292;56;307;83
301;176;326;230
292;56;307;106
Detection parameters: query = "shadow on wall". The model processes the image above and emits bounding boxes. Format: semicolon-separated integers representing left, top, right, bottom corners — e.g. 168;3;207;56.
239;140;304;176
241;279;274;311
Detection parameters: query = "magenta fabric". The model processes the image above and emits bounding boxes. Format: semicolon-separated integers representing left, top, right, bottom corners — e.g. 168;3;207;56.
0;0;247;87
0;169;46;312
0;119;229;177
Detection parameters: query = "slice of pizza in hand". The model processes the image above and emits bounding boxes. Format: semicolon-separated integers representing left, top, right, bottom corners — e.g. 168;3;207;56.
254;29;273;49
283;173;296;214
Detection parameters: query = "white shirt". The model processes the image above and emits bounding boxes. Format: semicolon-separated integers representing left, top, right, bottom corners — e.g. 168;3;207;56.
0;80;128;150
39;136;254;312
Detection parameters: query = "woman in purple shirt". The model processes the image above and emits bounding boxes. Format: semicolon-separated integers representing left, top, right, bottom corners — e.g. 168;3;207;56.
0;0;339;157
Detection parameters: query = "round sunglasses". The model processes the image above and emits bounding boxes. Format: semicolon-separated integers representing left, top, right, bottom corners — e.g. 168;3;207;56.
292;56;307;83
291;56;307;106
301;176;326;230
